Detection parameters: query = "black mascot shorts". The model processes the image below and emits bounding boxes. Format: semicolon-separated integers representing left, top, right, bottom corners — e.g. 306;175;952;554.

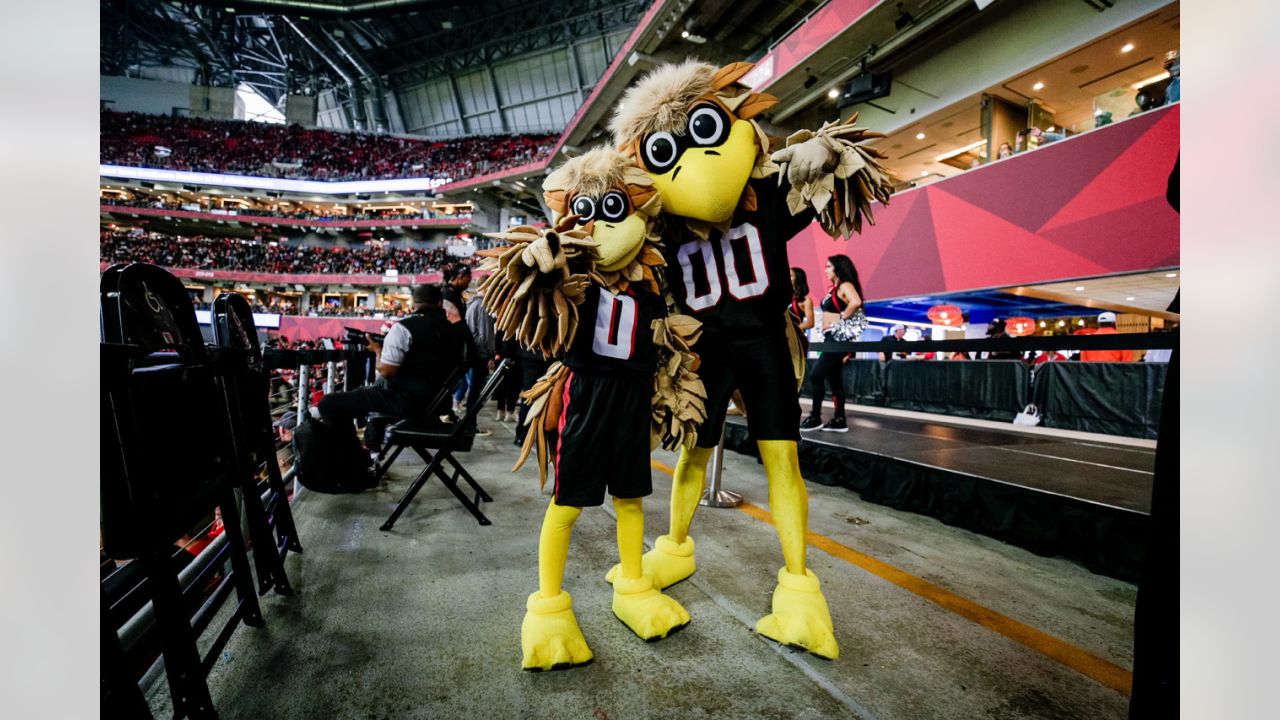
553;370;653;507
695;332;801;449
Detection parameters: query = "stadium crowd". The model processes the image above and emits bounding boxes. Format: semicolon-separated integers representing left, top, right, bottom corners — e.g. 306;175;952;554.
101;230;471;276
101;196;471;223
100;110;557;181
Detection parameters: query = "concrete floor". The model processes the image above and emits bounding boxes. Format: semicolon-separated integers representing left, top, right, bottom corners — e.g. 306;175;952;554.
152;417;1137;719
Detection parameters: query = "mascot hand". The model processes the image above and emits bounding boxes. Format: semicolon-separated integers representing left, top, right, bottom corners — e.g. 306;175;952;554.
520;233;567;274
771;139;837;189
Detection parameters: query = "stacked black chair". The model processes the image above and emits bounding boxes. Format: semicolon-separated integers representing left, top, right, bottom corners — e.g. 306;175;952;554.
100;263;264;719
381;358;511;531
210;293;303;596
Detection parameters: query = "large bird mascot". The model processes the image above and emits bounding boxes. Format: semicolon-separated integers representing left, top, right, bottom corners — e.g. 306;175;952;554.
605;59;892;659
478;147;707;671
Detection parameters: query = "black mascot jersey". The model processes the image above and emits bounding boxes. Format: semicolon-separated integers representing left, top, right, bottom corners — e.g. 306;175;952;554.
661;178;815;339
563;284;664;377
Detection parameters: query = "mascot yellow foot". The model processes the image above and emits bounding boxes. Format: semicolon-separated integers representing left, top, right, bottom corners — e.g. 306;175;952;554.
605;535;696;589
612;574;691;641
754;567;839;660
521;590;594;671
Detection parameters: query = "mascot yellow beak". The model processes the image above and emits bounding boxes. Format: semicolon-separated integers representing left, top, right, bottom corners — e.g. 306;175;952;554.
592;213;648;271
648;119;757;224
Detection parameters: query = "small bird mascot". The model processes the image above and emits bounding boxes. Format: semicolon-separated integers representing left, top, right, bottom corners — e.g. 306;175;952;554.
478;146;706;671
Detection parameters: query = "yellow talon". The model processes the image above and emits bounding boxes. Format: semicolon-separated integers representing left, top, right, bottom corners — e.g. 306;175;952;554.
521;590;594;671
605;535;696;589
611;574;691;641
754;567;839;660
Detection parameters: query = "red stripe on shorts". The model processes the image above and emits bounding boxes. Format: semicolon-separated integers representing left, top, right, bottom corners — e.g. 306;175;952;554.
553;370;574;499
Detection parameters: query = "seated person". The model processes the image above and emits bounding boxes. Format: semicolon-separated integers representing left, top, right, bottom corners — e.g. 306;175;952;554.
881;325;909;361
316;284;464;455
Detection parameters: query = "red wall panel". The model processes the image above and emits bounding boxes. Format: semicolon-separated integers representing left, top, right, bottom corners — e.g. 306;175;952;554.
787;104;1180;301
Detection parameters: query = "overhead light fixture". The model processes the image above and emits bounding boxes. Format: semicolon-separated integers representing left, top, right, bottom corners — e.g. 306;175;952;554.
1057;320;1066;327
1075;286;1085;291
1133;72;1171;90
1032;81;1045;91
828;88;839;99
681;30;689;38
1126;296;1136;301
1039;321;1046;328
1121;43;1135;53
916;132;926;140
920;171;929;178
1078;319;1086;326
1166;272;1177;278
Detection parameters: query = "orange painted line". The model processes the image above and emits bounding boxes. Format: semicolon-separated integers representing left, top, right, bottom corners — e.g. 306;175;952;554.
651;459;676;474
648;458;1133;695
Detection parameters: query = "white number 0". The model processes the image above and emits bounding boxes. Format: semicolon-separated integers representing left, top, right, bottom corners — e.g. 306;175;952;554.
676;224;770;311
591;289;637;360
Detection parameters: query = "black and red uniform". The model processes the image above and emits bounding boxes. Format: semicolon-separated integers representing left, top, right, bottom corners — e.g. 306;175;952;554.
660;178;815;447
553;284;664;507
808;287;851;419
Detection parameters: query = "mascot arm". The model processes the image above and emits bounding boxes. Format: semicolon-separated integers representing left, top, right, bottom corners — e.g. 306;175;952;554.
477;223;598;357
511;361;571;488
650;313;709;452
769;113;895;239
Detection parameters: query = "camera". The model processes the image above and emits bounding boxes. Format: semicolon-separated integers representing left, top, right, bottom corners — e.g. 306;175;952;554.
344;327;385;348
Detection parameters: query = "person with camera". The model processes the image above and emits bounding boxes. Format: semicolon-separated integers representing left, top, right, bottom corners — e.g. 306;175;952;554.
316;284;464;457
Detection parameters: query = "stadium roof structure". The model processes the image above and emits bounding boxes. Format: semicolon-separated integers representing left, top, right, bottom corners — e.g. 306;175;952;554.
101;0;650;109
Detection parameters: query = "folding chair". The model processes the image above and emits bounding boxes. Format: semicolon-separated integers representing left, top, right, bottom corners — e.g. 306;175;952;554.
381;358;511;531
210;293;303;596
101;263;264;719
370;363;468;483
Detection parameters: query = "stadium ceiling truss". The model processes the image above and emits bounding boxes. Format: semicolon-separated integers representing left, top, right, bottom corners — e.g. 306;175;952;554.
102;0;648;110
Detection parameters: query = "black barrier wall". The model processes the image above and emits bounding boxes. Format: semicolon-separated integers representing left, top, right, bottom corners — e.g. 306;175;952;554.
722;421;1149;580
884;359;1030;421
802;357;1167;438
803;358;885;406
1032;362;1167;439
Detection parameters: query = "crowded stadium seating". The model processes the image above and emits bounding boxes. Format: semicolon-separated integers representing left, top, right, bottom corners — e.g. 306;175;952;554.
100;110;557;181
100;230;465;275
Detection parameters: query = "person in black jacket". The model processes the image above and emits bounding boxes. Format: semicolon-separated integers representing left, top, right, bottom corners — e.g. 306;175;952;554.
316;284;464;454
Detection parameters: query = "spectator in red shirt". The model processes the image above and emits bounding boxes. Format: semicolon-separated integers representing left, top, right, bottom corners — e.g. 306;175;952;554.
1081;312;1134;362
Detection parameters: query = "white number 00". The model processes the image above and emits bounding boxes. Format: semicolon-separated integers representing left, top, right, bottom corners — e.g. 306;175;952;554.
675;224;770;311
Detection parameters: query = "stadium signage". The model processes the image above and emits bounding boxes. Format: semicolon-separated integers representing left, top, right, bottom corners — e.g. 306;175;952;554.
99;165;454;195
194;309;281;329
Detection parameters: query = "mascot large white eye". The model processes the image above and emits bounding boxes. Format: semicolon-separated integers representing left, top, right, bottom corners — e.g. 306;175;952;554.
643;131;679;172
599;191;629;222
571;195;596;224
687;105;729;147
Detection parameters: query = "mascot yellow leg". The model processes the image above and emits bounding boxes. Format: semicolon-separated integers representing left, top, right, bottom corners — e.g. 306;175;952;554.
611;497;691;640
522;499;594;671
753;440;839;660
605;445;708;589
